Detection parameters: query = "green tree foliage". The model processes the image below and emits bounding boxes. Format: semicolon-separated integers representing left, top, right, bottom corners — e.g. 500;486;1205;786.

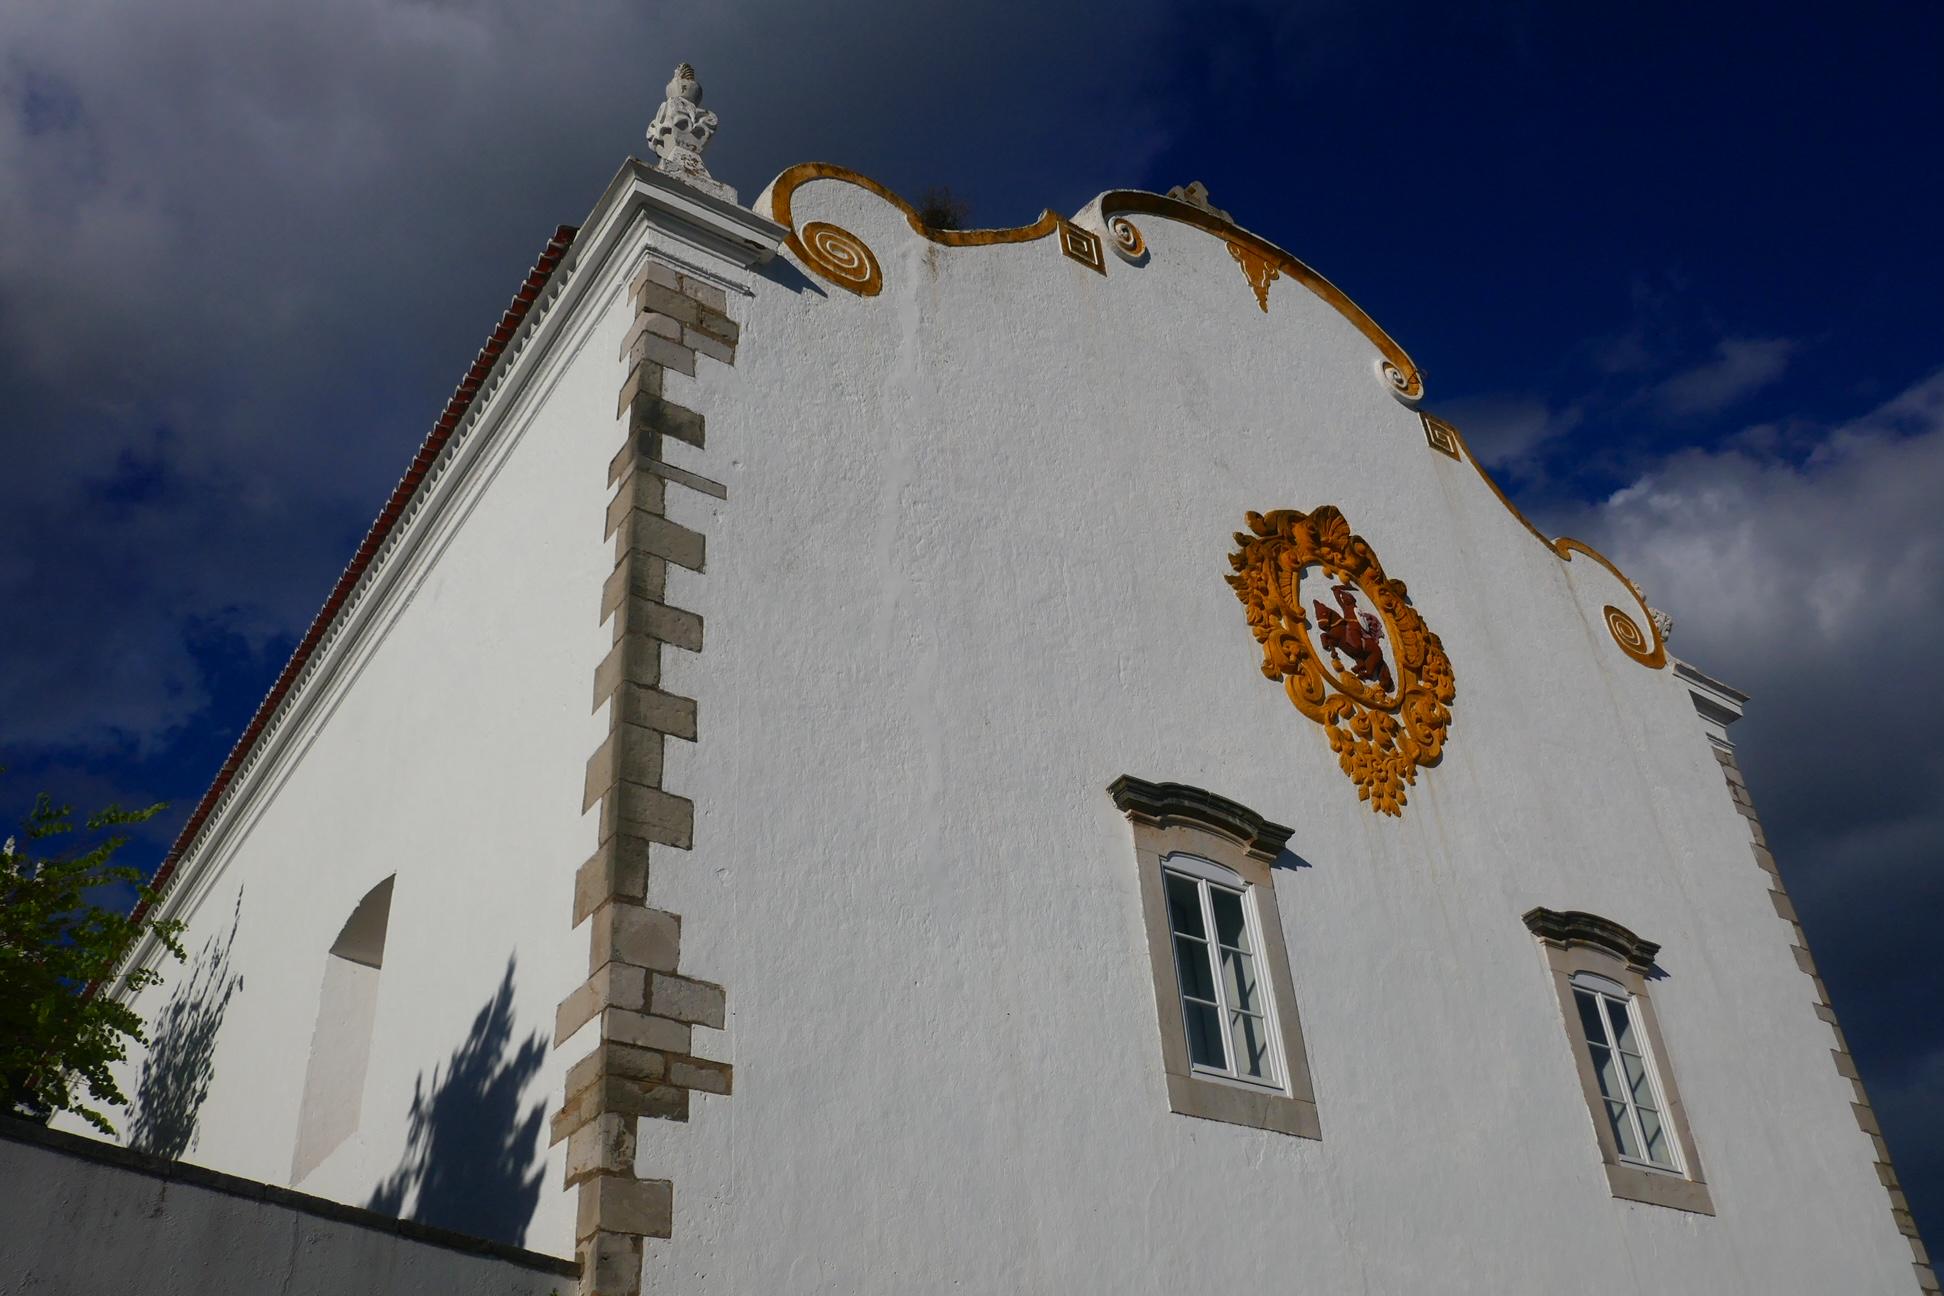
0;788;184;1134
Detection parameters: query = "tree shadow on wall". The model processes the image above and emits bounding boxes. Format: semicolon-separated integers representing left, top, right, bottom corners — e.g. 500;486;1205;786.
129;891;244;1160
365;956;549;1248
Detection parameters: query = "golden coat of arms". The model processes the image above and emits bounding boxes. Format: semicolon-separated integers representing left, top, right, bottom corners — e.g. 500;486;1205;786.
1227;506;1455;816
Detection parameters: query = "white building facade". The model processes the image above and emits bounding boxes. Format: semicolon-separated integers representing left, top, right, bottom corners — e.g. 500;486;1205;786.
83;69;1933;1295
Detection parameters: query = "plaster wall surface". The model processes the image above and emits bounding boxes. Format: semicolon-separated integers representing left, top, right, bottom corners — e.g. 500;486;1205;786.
63;243;642;1259
291;951;380;1180
0;1123;574;1296
633;176;1916;1293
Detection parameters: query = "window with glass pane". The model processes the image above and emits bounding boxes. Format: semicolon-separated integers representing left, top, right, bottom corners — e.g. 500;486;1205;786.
1573;981;1677;1171
1163;866;1281;1087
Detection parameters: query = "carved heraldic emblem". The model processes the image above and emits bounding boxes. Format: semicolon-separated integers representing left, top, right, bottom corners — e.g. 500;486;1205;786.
1227;506;1456;816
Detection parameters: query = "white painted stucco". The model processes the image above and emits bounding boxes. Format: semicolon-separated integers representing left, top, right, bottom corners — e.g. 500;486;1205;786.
631;172;1915;1292
69;206;651;1257
77;158;1916;1291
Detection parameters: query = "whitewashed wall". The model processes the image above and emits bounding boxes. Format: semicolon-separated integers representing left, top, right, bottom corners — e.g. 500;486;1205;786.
74;163;1913;1290
72;237;641;1259
633;174;1915;1292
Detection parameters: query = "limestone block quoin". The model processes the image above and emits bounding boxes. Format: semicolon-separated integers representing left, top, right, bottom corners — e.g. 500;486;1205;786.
554;251;741;1296
1712;746;1938;1293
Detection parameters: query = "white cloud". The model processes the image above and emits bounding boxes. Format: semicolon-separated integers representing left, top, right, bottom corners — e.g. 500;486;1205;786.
1584;370;1943;665
1433;393;1582;471
1651;335;1798;416
1557;368;1944;1097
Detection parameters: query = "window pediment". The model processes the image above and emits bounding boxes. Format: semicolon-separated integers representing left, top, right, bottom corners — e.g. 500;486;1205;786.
1521;906;1660;976
1107;775;1294;864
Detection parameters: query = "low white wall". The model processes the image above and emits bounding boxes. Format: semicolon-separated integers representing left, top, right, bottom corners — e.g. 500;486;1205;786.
0;1122;576;1296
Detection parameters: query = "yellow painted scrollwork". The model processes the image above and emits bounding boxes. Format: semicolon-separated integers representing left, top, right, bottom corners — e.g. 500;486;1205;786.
1058;219;1107;275
1421;412;1463;459
1603;606;1655;664
1554;540;1668;670
1226;241;1281;312
759;163;1428;400
765;162;1059;298
799;221;883;297
1227;506;1455;816
1417;413;1669;672
1096;189;1426;400
1381;361;1422;403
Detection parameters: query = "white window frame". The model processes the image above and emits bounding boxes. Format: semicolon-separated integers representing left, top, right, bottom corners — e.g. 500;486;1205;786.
1569;971;1682;1175
1110;775;1319;1140
1523;906;1713;1216
1162;853;1287;1093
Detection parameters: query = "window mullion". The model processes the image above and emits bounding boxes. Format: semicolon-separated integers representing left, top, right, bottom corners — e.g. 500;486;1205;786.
1583;987;1615;1058
1606;994;1655;1168
1198;880;1234;1074
1244;887;1283;1089
1585;989;1629;1156
1625;1000;1678;1171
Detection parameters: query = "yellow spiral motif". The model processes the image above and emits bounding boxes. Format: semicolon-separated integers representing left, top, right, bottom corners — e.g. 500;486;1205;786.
1603;605;1658;665
799;221;883;297
1381;360;1425;403
1108;216;1146;261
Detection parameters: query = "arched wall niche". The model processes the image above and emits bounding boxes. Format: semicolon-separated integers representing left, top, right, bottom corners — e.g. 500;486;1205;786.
291;875;395;1184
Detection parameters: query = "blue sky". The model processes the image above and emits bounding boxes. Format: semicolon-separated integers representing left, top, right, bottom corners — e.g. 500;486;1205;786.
2;0;1939;1252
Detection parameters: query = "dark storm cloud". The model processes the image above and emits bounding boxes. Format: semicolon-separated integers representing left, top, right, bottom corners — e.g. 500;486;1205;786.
0;0;1180;749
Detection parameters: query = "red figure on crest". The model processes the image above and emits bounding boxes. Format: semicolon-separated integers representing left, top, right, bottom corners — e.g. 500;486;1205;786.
1313;583;1395;694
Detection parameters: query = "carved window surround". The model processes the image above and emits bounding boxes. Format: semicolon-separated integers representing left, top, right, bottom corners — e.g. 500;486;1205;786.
1523;907;1714;1216
1110;776;1319;1140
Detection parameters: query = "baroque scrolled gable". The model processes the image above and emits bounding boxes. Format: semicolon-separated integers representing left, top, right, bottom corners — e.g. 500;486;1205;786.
1412;412;1669;672
755;162;1427;402
754;162;1674;677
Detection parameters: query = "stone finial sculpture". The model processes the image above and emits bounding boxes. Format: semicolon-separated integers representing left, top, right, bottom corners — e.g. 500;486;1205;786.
647;62;736;202
1649;607;1674;642
1167;181;1232;224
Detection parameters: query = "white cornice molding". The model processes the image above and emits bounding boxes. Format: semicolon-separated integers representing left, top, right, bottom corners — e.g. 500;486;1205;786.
1674;658;1748;753
601;158;785;269
118;161;785;989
